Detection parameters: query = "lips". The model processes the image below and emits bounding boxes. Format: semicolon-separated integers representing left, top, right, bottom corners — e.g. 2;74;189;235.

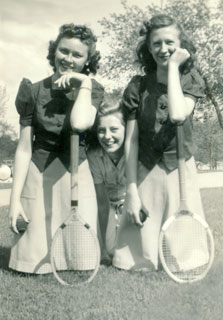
60;62;74;72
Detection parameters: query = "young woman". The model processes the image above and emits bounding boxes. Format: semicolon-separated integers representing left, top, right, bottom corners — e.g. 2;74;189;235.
87;103;126;264
9;23;104;274
113;14;206;271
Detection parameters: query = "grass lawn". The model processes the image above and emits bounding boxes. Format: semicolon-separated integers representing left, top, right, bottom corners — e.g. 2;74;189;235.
0;188;222;320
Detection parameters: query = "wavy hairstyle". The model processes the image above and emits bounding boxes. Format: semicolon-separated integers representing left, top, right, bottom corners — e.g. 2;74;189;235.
47;23;101;75
136;14;196;75
86;102;127;150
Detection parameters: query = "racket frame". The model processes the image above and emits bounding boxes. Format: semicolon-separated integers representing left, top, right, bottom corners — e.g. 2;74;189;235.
50;131;100;286
159;125;215;283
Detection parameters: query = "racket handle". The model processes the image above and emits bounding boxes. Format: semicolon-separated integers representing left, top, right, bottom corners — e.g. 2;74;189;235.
139;210;148;223
16;216;29;233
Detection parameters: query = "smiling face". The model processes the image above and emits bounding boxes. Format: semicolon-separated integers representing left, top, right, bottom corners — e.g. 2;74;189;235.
97;113;125;159
54;37;89;77
148;25;181;71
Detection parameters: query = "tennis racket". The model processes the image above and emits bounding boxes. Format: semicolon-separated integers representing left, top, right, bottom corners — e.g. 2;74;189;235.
50;131;100;286
159;125;214;283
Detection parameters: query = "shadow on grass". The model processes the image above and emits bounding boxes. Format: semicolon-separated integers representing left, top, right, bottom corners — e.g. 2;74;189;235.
0;246;11;271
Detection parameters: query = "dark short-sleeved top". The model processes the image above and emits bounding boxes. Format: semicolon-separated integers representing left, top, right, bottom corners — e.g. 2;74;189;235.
87;147;126;202
121;69;205;172
15;76;104;172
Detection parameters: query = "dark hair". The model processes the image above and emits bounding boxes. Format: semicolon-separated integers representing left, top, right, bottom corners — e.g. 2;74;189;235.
136;14;196;74
86;102;127;149
47;23;101;75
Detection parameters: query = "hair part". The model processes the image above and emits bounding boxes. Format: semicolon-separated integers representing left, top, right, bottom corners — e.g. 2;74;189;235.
47;23;101;75
136;14;196;74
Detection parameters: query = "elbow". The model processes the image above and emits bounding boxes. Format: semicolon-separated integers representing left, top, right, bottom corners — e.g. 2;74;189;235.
169;113;187;125
70;119;93;132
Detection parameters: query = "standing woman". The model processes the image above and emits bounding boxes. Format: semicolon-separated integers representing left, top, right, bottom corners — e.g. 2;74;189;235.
9;24;104;274
113;14;206;271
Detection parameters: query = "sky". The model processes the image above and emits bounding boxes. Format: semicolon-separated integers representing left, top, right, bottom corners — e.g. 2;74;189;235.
0;0;162;134
0;0;218;134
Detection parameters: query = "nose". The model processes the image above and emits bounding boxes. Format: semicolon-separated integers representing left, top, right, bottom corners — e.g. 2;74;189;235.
64;53;73;64
104;130;112;140
160;42;168;53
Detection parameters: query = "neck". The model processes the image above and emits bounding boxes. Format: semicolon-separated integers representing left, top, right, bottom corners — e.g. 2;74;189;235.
108;147;123;163
156;68;168;85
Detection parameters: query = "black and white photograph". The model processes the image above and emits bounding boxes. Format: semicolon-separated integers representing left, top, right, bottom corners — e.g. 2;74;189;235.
0;0;222;319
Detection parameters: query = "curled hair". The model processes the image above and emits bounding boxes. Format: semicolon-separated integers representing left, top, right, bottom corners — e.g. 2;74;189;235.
86;102;127;149
47;23;101;75
136;14;196;74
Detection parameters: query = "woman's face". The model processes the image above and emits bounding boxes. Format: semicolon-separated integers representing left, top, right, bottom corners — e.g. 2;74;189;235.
97;113;125;157
148;25;181;70
54;37;89;76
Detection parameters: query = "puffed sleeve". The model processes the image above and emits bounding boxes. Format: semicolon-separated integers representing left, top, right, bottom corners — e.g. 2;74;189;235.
15;78;35;126
121;75;142;120
181;69;205;99
91;79;104;110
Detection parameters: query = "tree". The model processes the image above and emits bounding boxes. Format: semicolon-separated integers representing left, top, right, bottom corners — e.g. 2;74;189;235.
194;117;223;169
0;84;17;163
98;0;223;126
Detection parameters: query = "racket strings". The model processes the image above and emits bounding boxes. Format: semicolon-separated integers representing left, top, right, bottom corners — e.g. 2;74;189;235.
160;215;213;282
51;221;99;285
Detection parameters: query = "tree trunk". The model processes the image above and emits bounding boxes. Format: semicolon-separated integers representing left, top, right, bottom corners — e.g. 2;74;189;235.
203;76;223;129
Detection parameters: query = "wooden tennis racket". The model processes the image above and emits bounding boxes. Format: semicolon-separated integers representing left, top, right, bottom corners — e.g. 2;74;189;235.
50;131;100;286
159;125;214;283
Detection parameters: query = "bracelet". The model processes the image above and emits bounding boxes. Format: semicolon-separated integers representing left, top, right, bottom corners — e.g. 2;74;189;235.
79;86;92;91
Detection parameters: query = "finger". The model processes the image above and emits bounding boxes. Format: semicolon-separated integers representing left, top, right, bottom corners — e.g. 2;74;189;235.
135;214;143;227
169;47;176;55
20;212;30;223
66;76;71;86
54;79;62;87
127;212;134;224
61;77;66;88
11;219;19;234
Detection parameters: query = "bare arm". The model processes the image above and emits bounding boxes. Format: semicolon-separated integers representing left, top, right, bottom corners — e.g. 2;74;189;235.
55;73;97;131
9;126;33;232
124;120;143;226
168;48;195;123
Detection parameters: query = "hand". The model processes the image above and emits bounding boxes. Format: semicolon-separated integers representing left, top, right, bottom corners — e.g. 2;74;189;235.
125;185;143;227
169;48;190;67
54;72;90;89
9;200;29;234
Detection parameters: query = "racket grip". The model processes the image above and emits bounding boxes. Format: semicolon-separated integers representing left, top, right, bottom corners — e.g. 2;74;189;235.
139;210;148;223
16;217;29;233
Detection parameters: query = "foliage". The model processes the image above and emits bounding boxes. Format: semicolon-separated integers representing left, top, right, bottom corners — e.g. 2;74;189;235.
0;84;17;163
194;117;223;168
0;135;17;163
0;187;223;319
98;0;223;125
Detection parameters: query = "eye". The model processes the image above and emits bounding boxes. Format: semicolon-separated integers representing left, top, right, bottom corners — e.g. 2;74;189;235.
166;40;174;45
153;41;160;47
59;48;69;54
72;53;82;58
111;127;118;132
97;128;105;134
